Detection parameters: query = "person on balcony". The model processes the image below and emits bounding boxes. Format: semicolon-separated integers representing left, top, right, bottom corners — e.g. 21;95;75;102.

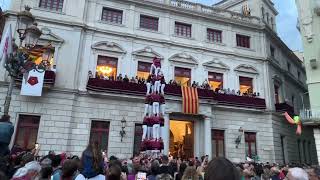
117;74;123;81
0;115;14;156
123;75;129;83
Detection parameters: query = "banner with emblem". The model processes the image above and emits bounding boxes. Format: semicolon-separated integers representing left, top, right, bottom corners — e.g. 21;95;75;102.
20;70;45;96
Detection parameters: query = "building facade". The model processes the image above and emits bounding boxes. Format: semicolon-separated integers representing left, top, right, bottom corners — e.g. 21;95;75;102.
296;0;320;164
1;0;317;164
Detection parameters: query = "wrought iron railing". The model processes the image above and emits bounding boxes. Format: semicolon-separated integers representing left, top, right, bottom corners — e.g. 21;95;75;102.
300;108;320;122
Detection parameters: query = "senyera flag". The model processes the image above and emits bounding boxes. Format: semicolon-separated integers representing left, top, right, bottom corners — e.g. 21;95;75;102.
181;86;199;114
0;24;13;67
20;69;45;96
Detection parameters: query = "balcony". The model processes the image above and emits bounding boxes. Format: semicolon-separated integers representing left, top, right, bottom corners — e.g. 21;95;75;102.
300;108;320;126
87;78;266;110
15;70;56;88
275;102;295;115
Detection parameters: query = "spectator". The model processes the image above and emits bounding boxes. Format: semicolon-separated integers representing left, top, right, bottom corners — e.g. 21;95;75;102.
117;74;123;81
106;164;122;180
147;160;159;180
138;77;143;84
0;115;14;156
135;76;139;83
158;155;173;179
123;75;129;83
51;154;62;180
40;166;53;180
204;157;240;180
286;167;308;180
192;81;197;88
175;162;187;180
130;77;135;83
181;166;200;180
75;142;104;180
61;160;78;180
12;161;42;180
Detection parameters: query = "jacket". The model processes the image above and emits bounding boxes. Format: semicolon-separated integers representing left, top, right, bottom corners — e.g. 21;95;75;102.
0;121;14;144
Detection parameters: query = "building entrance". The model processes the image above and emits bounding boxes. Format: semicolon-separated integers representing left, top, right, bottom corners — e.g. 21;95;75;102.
169;120;194;159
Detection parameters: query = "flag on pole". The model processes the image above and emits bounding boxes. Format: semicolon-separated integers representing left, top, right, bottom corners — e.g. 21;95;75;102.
20;70;45;96
0;24;13;66
181;86;199;114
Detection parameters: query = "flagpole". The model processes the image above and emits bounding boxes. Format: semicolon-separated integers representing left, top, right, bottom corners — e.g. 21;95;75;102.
3;77;14;116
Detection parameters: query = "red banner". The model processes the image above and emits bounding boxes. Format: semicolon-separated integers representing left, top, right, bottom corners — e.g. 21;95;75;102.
181;86;199;114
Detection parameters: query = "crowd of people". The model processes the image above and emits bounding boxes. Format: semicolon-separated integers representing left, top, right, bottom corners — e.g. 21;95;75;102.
91;72;260;98
1;140;320;180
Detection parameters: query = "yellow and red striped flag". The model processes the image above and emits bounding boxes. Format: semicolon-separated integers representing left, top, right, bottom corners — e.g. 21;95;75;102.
181;86;199;114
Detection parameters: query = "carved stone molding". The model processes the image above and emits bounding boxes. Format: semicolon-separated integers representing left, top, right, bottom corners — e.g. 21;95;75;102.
132;46;163;60
234;64;259;74
203;59;230;71
91;41;127;54
168;52;198;66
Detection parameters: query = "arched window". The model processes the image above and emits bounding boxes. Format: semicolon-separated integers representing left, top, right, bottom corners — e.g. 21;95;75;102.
270;17;274;29
261;7;265;20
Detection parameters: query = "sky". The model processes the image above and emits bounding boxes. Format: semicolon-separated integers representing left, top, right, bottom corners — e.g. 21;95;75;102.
0;0;303;51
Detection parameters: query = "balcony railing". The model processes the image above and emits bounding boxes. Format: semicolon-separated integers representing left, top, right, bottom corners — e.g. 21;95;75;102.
300;108;320;124
15;70;56;88
275;102;295;115
145;0;261;24
87;78;266;110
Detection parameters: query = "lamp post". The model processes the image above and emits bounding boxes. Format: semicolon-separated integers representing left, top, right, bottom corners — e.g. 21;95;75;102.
3;6;48;118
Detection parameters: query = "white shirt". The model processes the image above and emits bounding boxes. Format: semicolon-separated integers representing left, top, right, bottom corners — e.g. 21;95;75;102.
75;174;105;180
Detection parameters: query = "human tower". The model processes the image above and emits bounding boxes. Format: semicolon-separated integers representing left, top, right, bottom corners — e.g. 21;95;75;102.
140;57;166;154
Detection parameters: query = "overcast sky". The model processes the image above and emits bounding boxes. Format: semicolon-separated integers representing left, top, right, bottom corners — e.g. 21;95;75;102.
0;0;303;51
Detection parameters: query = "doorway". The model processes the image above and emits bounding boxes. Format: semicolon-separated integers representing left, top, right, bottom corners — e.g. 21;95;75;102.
169;120;194;159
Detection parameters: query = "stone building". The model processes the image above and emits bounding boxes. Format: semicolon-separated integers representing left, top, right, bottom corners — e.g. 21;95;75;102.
296;0;320;164
1;0;317;164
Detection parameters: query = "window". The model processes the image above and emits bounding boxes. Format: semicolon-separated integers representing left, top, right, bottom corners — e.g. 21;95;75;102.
303;140;307;163
245;132;257;158
133;124;143;156
14;115;40;150
137;61;152;80
101;7;123;24
174;67;191;87
291;95;295;109
211;130;225;157
274;84;280;104
261;7;265;20
239;76;253;94
90;121;110;151
207;29;222;43
39;0;64;12
140;15;159;31
298;71;301;80
270;17;274;29
96;56;118;79
32;45;55;70
297;139;302;163
308;141;312;164
266;13;269;24
280;136;286;164
236;34;250;48
208;72;223;90
287;62;291;72
270;46;275;58
175;22;191;38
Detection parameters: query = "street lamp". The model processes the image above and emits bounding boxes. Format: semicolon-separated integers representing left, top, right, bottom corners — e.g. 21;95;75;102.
3;6;46;117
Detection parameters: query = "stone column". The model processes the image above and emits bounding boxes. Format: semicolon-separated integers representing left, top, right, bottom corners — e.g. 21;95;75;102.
313;128;320;165
163;113;170;155
204;117;212;159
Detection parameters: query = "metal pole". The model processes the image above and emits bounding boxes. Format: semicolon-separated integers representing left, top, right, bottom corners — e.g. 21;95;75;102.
3;77;15;116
